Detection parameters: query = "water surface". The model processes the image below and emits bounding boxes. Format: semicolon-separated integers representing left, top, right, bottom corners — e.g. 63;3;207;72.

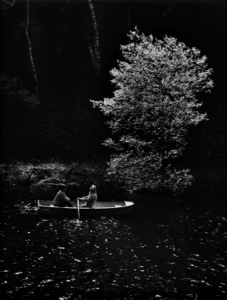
0;196;226;299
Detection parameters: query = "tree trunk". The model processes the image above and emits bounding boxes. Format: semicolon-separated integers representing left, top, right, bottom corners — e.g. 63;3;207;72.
25;0;39;101
87;0;100;76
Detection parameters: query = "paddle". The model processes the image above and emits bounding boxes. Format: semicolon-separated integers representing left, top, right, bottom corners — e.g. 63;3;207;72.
77;198;80;219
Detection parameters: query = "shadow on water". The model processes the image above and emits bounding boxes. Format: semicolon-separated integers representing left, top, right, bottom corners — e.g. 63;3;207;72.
0;195;226;300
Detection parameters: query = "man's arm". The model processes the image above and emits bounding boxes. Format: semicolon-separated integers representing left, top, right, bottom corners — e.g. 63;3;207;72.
79;195;89;201
62;192;70;202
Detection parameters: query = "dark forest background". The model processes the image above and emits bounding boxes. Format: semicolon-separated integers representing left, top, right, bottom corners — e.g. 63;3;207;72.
0;0;226;171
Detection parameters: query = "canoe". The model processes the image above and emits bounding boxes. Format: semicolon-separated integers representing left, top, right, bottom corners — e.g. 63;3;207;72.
37;200;134;217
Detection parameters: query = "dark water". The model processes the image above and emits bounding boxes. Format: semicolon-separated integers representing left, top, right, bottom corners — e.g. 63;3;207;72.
0;196;226;300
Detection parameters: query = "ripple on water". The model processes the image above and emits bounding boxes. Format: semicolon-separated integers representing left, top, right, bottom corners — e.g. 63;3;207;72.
0;201;226;299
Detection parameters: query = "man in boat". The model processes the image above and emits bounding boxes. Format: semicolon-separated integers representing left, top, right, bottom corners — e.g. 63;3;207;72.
77;184;97;208
53;183;73;207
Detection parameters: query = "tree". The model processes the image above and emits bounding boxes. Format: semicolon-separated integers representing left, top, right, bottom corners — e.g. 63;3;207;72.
2;0;40;101
87;0;100;76
92;29;214;193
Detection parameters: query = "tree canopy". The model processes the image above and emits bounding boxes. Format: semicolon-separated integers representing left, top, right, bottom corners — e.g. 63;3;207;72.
92;29;214;193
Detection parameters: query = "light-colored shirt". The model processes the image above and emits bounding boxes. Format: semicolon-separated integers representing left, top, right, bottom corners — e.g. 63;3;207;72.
53;190;70;206
81;192;97;208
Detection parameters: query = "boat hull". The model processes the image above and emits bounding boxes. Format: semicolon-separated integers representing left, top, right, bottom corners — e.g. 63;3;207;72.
37;200;134;217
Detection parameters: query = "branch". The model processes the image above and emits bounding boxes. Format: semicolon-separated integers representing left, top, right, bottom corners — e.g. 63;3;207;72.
2;0;15;9
151;0;182;29
25;0;39;100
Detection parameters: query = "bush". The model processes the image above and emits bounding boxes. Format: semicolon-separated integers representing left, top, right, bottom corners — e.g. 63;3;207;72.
0;161;109;201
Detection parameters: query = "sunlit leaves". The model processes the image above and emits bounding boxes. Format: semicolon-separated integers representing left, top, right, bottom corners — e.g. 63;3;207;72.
92;28;214;193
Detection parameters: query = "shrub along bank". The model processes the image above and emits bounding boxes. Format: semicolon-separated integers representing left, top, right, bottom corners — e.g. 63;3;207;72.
1;160;226;208
0;161;114;204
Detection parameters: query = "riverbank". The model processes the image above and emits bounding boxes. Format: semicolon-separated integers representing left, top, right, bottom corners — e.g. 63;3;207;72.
0;160;226;209
0;161;108;203
0;164;226;300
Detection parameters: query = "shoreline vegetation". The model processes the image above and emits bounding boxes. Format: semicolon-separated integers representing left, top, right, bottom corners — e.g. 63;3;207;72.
0;160;109;203
0;160;226;208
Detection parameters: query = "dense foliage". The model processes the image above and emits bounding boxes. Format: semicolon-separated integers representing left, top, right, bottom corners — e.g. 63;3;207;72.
0;160;109;202
92;29;214;193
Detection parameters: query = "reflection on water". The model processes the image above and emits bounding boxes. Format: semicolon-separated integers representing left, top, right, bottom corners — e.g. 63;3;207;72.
0;199;226;299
